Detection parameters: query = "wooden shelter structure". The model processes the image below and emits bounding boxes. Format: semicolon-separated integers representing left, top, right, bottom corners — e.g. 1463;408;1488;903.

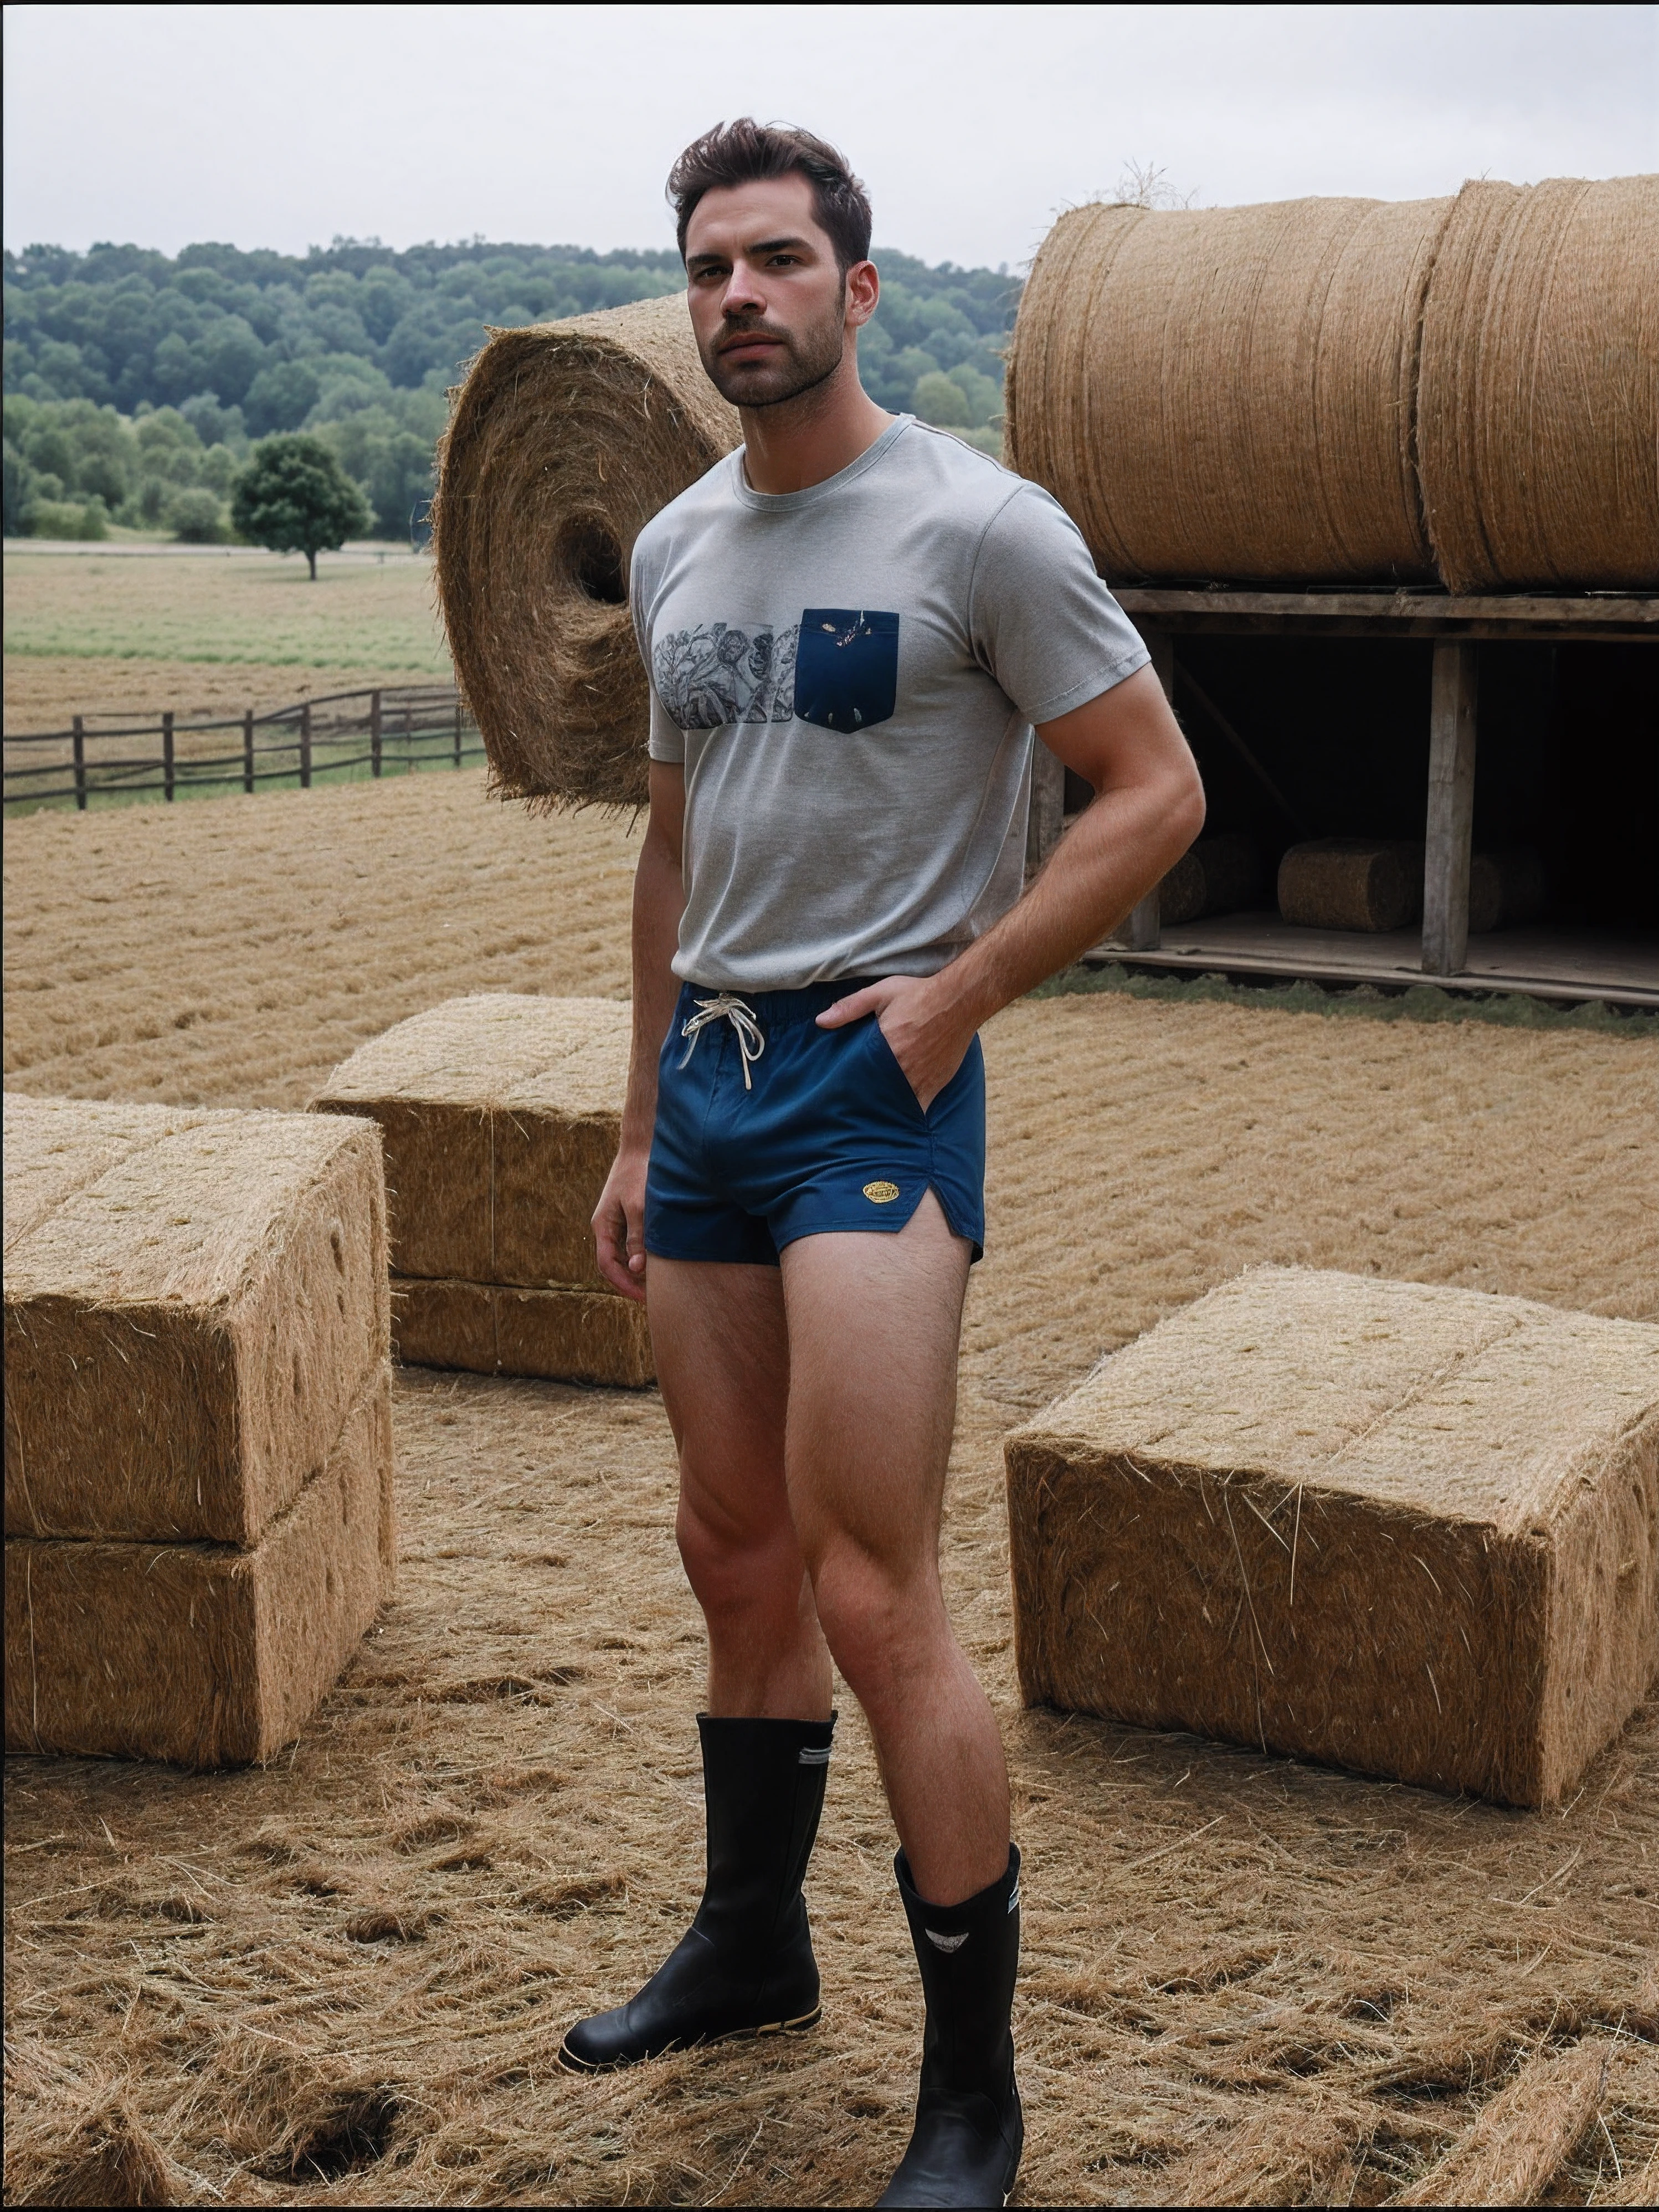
1026;589;1658;1008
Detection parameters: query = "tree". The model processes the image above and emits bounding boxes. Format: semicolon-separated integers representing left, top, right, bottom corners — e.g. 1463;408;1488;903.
167;485;225;542
231;434;369;577
912;371;970;427
243;360;322;435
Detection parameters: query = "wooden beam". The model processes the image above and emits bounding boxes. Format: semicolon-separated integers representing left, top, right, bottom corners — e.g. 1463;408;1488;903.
1127;631;1175;949
1175;664;1309;836
1025;735;1065;877
1422;641;1478;976
1114;587;1657;642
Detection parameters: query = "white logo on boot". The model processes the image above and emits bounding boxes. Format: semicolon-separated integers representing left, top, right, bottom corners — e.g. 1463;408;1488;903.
925;1929;969;1953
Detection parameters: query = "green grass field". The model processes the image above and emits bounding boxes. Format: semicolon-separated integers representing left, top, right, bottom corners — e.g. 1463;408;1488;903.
3;542;464;807
3;543;450;675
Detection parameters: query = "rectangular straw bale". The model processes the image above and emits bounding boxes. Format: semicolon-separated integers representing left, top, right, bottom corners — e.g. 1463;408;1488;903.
1005;1267;1658;1807
393;1275;653;1389
5;1367;394;1768
313;995;630;1290
4;1095;388;1544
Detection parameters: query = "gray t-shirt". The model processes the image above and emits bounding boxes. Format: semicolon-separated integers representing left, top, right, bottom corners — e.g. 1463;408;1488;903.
631;414;1148;992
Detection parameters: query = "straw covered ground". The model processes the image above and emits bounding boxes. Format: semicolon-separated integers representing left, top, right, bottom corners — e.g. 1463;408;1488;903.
4;769;1657;2206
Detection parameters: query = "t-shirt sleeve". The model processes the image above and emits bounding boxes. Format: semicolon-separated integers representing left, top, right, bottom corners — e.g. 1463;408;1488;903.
646;678;686;765
631;538;686;765
967;480;1149;725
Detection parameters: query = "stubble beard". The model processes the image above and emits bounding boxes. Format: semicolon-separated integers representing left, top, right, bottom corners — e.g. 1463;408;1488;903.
701;298;848;412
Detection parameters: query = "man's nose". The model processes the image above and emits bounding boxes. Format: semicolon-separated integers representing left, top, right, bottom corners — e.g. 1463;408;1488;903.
722;258;767;316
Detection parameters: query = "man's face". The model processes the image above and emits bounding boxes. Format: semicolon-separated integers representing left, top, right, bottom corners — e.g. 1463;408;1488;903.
684;172;872;409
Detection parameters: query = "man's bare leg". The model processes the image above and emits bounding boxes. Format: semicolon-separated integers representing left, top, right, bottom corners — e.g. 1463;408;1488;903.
647;1256;833;1720
559;1258;835;2072
780;1191;1009;1907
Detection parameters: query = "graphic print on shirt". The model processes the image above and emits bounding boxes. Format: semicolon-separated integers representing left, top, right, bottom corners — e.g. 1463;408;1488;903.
793;609;900;733
653;610;902;732
654;621;800;728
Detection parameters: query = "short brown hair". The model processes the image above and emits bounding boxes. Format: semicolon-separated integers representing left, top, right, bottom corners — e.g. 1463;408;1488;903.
667;119;872;274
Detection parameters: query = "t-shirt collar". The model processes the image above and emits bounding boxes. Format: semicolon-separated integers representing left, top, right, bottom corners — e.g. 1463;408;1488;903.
730;413;914;514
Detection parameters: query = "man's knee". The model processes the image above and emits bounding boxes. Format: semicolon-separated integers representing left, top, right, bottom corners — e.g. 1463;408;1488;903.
807;1544;936;1710
676;1484;793;1623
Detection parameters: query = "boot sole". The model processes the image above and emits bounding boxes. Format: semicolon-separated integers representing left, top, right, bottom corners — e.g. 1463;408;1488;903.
556;2005;821;2075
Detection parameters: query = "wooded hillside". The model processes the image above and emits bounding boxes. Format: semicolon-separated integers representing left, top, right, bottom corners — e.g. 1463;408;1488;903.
3;238;1019;540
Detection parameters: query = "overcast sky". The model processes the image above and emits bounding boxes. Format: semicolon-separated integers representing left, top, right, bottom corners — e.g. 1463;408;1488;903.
5;3;1655;269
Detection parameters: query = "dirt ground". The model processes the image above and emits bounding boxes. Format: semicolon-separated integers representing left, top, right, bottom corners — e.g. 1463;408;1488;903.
4;545;450;731
4;769;1657;2207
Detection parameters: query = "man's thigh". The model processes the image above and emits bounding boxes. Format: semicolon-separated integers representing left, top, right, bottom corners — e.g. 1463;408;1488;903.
647;1255;790;1537
778;1190;971;1573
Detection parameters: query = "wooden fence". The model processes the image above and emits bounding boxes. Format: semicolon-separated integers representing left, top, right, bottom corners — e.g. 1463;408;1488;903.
3;684;484;812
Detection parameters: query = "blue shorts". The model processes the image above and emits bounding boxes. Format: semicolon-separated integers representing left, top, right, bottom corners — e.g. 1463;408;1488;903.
644;979;986;1267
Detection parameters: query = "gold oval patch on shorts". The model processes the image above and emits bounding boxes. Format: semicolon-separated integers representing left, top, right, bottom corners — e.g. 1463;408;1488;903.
862;1180;901;1205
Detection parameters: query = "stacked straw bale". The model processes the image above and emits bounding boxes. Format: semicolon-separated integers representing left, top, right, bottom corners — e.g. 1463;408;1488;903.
1004;1267;1658;1807
4;1093;395;1767
1005;195;1451;584
433;292;739;810
1417;177;1659;592
1007;176;1658;591
313;995;651;1388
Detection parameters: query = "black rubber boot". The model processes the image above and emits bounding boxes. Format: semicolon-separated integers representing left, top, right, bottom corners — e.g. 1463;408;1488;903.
558;1713;835;2071
877;1845;1023;2209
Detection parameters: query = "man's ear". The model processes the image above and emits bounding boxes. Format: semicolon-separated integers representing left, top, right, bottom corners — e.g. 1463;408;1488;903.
845;260;880;329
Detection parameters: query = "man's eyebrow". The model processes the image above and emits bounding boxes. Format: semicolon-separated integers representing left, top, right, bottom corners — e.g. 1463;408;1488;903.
687;234;814;270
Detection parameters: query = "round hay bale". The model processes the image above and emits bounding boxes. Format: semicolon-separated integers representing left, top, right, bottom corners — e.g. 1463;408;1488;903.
433;293;739;810
1277;839;1425;933
1468;847;1547;935
1005;194;1452;584
1416;176;1659;592
1159;832;1262;925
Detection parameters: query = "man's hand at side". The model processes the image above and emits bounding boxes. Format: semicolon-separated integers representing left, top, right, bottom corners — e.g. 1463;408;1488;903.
592;761;687;1302
593;1142;652;1300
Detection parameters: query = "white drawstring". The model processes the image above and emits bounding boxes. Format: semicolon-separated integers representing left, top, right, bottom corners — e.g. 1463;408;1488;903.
677;993;766;1090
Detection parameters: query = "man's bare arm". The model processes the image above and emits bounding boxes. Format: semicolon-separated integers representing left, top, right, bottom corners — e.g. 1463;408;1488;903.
593;761;686;1299
819;665;1204;1105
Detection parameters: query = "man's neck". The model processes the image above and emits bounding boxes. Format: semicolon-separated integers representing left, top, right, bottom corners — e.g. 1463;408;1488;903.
738;354;895;496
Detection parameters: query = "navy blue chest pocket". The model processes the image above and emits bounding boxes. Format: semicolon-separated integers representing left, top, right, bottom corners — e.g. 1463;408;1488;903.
792;608;900;733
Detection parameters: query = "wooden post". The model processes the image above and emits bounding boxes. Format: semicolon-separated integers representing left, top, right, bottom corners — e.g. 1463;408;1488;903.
1422;642;1478;977
72;716;87;812
1128;630;1175;950
243;710;255;793
370;690;382;778
161;711;175;802
299;701;312;789
1025;738;1065;877
453;694;463;768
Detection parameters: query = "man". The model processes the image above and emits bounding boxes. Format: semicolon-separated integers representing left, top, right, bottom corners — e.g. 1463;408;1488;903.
563;119;1205;2209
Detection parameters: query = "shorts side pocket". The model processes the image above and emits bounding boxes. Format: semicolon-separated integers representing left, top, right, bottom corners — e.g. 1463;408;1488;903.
862;1016;927;1121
